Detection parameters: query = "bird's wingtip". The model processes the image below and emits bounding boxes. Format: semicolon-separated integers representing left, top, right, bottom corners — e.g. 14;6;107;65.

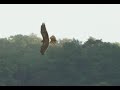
42;22;45;25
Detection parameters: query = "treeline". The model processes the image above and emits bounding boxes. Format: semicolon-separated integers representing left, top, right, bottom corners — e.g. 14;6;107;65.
0;33;120;86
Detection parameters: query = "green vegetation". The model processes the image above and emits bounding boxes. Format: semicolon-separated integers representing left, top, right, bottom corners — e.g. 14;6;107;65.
0;33;120;86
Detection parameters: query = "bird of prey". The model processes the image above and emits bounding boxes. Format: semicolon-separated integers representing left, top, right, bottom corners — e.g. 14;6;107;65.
40;23;57;55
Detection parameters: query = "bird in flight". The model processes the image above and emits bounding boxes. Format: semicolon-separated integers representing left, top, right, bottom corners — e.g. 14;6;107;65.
40;23;57;55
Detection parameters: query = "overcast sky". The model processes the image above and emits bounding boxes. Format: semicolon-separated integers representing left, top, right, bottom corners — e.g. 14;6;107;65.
0;4;120;42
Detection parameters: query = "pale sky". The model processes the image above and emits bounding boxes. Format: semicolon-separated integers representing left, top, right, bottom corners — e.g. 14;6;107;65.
0;4;120;43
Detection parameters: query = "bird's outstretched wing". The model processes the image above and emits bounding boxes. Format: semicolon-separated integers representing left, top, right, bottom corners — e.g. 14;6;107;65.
40;23;49;55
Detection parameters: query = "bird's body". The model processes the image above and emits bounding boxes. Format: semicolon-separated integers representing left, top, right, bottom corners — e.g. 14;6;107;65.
50;35;57;44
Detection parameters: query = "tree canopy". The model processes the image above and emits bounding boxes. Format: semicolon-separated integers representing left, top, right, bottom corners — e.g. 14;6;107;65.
0;34;120;86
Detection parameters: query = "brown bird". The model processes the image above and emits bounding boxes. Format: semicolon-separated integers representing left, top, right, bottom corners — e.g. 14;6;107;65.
40;23;57;55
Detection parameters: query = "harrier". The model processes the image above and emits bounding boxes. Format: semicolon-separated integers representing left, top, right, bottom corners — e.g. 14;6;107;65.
40;23;57;55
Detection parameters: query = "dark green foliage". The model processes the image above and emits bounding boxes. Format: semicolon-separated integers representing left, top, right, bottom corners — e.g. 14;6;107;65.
0;34;120;86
